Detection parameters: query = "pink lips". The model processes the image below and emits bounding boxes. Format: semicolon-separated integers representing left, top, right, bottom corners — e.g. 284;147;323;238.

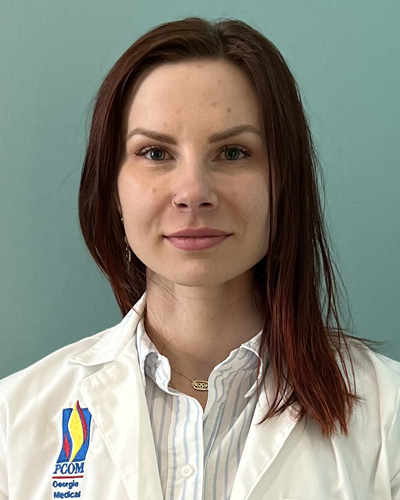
164;227;232;251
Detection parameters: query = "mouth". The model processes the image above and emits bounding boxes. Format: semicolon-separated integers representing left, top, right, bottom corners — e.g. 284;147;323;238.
165;227;232;238
164;234;231;251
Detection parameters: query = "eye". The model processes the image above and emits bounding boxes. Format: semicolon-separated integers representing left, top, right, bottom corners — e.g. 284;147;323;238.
135;146;172;161
134;144;251;162
219;145;251;161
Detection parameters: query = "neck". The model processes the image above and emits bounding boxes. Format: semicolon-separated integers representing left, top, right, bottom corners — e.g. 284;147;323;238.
143;271;264;381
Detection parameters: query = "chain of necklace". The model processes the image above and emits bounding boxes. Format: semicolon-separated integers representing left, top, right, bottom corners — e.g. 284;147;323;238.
169;365;208;391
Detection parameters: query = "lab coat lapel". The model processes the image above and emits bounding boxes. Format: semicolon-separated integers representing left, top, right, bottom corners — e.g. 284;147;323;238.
78;340;163;500
74;293;163;500
230;373;298;500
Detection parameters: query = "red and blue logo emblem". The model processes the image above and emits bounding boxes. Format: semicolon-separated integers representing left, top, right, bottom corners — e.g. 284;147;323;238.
52;401;92;497
56;400;92;463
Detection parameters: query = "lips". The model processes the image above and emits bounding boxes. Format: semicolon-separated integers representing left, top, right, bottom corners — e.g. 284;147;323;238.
164;234;231;251
165;227;231;237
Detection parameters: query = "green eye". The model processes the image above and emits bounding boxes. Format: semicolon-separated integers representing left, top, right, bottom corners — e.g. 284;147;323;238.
221;146;251;161
149;148;165;160
224;148;241;160
136;146;170;161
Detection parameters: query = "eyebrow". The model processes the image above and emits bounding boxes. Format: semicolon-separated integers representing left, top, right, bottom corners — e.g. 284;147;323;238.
124;124;262;144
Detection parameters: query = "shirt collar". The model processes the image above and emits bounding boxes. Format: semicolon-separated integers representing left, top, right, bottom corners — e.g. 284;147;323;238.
135;316;267;399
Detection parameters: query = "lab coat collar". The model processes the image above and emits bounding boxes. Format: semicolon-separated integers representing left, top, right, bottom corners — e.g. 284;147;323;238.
70;292;147;367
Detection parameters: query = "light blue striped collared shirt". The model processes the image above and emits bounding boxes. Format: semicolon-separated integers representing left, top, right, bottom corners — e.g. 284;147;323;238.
135;316;266;500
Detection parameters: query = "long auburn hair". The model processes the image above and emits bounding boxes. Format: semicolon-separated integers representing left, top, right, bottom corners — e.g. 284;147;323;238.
79;17;369;437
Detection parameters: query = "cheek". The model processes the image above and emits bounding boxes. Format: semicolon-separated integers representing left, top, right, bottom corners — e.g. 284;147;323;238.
118;171;150;214
240;180;269;219
243;183;270;243
117;174;165;244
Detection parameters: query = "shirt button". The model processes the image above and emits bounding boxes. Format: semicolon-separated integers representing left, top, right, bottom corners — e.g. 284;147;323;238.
181;465;193;478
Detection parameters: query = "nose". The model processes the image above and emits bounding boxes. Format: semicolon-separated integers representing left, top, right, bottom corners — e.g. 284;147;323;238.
171;160;219;211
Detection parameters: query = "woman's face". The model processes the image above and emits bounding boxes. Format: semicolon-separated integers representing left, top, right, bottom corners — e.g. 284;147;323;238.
117;59;269;290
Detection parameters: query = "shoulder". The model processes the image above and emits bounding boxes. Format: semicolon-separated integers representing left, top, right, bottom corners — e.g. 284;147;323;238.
0;327;111;403
0;294;146;421
0;312;142;453
341;339;400;436
345;338;400;393
0;327;113;460
339;339;400;485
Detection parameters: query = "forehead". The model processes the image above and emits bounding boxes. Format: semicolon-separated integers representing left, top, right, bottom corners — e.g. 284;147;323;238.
123;59;263;132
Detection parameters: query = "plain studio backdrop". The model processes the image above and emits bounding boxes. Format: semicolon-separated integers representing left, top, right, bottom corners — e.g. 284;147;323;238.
0;0;399;378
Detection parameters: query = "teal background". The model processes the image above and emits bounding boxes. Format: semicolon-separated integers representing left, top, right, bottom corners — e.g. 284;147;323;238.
1;1;399;379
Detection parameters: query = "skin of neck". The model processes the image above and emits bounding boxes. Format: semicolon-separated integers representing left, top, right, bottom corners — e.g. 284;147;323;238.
143;268;264;382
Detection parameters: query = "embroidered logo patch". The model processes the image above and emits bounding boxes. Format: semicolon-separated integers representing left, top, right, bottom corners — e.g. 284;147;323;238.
52;401;92;498
56;401;92;464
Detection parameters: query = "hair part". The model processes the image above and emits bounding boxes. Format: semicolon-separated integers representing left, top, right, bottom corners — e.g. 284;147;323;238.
79;17;375;437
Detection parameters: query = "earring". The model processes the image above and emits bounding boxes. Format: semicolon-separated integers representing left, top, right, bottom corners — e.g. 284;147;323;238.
124;236;132;263
121;217;131;263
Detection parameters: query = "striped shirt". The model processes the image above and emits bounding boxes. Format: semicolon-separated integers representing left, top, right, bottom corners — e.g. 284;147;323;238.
135;316;266;500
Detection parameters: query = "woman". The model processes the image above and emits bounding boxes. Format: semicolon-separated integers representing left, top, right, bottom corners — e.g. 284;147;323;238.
1;17;399;500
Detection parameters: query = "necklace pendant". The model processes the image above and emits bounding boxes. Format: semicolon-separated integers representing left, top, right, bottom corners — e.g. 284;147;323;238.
192;380;208;391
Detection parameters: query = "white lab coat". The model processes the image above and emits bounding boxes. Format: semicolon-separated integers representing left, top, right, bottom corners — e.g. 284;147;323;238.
0;293;399;500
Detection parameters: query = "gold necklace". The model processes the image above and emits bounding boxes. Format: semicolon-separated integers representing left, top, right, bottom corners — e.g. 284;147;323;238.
157;340;209;391
169;365;208;391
